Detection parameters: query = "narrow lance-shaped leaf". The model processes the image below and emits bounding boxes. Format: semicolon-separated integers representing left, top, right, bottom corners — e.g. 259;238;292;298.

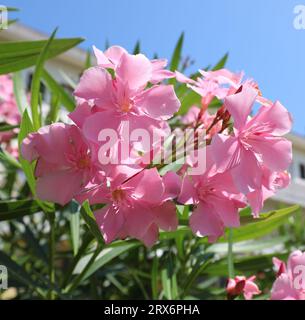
42;69;75;112
31;28;57;130
212;52;229;71
0;38;84;75
18;109;54;212
0;199;41;221
170;32;184;72
13;71;29;114
133;41;141;55
69;200;81;256
80;200;104;245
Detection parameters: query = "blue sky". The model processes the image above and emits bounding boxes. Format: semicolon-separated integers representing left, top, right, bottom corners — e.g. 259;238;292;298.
5;0;305;135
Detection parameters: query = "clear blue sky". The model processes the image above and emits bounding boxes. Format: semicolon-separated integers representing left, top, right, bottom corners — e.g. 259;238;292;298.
5;0;305;135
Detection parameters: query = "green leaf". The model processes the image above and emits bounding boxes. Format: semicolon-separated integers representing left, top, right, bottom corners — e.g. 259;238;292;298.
170;32;184;72
0;147;21;169
0;123;19;132
177;90;201;115
72;241;140;283
31;28;57;130
84;49;92;70
18;109;36;194
205;252;288;276
161;252;179;300
80;201;104;244
46;92;60;123
0;199;41;221
151;254;159;299
133;41;141;54
69;201;80;256
5;7;19;12
207;236;290;254
61;230;93;288
212;52;229;71
42;70;75;112
13;71;29;114
0;37;84;75
221;205;299;243
182;253;213;298
17;109;54;212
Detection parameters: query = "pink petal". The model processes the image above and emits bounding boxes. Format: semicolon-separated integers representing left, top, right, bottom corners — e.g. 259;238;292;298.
104;46;127;67
36;170;84;206
162;171;181;201
125;168;164;204
95;205;125;244
152;201;178;231
82;111;121;143
243;280;261;300
224;85;258;130
189;203;224;242
136;85;180;120
68;101;93;128
231;147;262;194
210;194;240;228
150;59;175;83
271;273;298;300
141;224;159;247
116;52;152;91
250;101;292;136
251;137;292;172
22;123;72;165
287;250;305;279
175;71;196;84
123;205;154;239
93;45;113;68
74;66;114;104
211;134;241;173
178;175;197;205
21;132;39;162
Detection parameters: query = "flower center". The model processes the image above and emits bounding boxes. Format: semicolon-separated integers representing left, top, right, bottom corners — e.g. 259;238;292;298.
121;100;132;113
197;185;216;201
77;156;91;169
112;188;126;203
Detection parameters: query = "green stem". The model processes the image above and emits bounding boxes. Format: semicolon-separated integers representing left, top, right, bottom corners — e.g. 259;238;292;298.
48;212;56;299
227;228;235;279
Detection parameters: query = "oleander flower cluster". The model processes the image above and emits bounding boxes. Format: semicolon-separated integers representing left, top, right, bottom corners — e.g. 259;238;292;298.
0;74;20;157
20;45;293;246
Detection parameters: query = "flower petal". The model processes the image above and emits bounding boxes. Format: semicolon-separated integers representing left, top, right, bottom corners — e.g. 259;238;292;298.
224;85;257;130
116;52;152;91
136;85;180;120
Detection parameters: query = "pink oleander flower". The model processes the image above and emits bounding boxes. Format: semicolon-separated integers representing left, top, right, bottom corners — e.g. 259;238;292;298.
271;250;305;300
72;46;180;164
176;68;271;109
178;147;246;242
93;45;175;83
0;75;21;145
227;275;261;300
21;123;99;205
212;85;292;215
247;168;291;216
77;168;180;247
0;75;20;126
176;68;243;109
